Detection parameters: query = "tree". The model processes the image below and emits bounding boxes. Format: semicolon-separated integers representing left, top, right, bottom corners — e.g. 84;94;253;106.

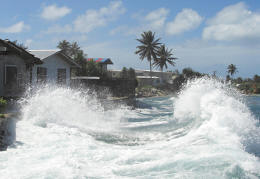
226;75;231;82
128;68;136;80
74;50;87;76
85;60;103;76
182;68;202;79
57;40;87;76
153;45;177;72
236;77;243;83
70;42;81;59
253;74;260;83
57;40;71;56
12;40;28;50
121;67;128;79
135;31;161;75
227;64;237;77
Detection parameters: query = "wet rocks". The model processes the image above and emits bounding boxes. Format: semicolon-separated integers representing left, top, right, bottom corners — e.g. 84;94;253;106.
0;115;16;151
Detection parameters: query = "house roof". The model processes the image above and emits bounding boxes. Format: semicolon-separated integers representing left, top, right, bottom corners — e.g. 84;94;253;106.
29;50;58;60
29;50;80;68
0;39;42;64
87;58;113;64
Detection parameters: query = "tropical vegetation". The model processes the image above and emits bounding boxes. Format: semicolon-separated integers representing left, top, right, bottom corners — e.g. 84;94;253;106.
0;97;7;113
120;67;136;80
153;45;177;72
135;31;161;74
227;64;237;77
135;31;177;74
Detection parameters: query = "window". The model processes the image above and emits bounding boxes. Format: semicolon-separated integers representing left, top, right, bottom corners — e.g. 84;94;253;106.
5;65;17;88
57;68;66;85
37;67;47;83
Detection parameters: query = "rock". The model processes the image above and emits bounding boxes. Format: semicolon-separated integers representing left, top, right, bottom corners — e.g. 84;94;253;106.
0;116;16;151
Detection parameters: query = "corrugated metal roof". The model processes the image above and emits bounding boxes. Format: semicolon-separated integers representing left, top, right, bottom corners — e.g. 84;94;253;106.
29;50;59;60
87;58;113;64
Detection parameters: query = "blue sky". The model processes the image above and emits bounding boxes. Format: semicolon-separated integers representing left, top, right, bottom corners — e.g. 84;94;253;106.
1;0;260;77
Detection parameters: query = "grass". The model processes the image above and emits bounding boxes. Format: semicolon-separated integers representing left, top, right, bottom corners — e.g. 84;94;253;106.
0;114;5;118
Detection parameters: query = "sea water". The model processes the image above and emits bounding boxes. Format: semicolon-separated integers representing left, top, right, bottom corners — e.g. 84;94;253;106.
0;78;259;178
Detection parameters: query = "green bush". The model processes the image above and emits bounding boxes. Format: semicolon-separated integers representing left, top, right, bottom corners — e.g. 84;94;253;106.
0;98;7;108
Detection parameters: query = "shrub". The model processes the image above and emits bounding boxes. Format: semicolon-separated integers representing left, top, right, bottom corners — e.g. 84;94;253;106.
0;98;7;108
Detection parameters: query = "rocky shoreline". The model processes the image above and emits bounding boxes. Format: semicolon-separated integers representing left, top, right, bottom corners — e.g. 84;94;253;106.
135;87;174;98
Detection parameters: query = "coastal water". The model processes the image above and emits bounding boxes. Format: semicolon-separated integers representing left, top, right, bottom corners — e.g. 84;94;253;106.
0;78;259;178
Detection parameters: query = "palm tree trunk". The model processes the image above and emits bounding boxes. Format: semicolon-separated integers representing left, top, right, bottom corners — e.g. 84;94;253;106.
149;59;152;77
160;67;163;85
149;58;152;85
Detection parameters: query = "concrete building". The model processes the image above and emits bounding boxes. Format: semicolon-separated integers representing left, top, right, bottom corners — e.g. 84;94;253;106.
108;69;175;87
30;50;80;86
0;39;41;97
135;70;174;85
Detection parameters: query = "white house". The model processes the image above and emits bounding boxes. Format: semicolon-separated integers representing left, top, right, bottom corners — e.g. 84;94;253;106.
29;50;80;86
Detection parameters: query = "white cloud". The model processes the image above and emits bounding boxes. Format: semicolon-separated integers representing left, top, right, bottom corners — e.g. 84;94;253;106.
45;24;72;34
74;1;125;33
203;2;260;41
0;21;30;33
41;4;71;20
145;8;169;30
166;8;203;35
110;8;169;36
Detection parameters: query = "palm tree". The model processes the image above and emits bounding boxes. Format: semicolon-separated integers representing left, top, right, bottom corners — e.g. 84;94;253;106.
135;31;161;75
57;40;71;56
153;45;177;72
227;64;237;77
70;42;81;58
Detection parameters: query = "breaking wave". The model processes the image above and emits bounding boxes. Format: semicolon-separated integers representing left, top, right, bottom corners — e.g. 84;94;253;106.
0;78;259;178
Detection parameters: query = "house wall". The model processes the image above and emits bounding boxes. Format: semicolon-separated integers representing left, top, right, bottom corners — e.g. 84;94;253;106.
107;70;121;79
108;69;174;84
32;54;71;86
0;53;29;97
137;77;160;87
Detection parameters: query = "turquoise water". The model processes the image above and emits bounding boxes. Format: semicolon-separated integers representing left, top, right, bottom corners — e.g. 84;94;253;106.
0;78;259;178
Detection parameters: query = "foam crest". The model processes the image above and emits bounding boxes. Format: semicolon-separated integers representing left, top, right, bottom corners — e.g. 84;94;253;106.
20;85;126;132
173;77;259;153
